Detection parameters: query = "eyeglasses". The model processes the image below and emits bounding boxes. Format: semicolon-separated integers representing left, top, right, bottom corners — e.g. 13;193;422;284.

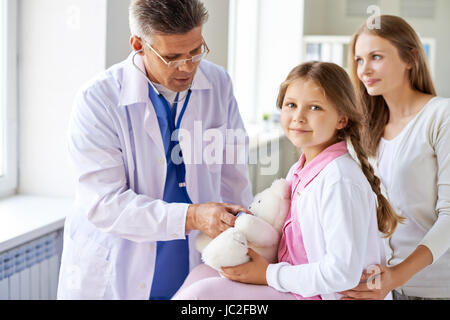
142;38;210;69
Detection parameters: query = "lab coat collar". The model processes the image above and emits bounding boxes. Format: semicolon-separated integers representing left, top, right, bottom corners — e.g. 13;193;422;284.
118;52;212;107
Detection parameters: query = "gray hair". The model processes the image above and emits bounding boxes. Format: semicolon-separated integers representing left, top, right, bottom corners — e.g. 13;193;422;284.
129;0;209;41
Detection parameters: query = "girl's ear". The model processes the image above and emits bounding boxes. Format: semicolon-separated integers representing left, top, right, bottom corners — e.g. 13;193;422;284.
336;116;348;130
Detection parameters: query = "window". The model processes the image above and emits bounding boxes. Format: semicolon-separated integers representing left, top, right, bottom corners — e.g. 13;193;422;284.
0;0;18;198
228;0;304;125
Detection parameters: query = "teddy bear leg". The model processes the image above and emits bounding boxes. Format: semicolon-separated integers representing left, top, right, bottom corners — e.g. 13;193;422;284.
201;228;250;271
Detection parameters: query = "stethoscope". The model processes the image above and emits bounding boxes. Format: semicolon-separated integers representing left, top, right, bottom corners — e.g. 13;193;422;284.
132;49;193;203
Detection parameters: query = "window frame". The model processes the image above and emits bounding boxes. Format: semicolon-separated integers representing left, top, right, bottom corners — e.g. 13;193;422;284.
0;0;18;198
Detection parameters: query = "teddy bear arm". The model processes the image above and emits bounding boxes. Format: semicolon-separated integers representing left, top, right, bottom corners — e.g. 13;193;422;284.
235;214;280;247
195;232;213;253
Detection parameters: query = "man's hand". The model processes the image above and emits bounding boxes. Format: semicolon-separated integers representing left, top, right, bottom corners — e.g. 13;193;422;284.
186;202;250;238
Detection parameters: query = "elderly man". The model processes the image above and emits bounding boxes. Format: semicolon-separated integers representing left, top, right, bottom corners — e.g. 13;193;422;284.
57;0;252;300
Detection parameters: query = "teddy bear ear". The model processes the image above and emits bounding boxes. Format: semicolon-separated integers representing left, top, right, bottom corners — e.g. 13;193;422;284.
270;179;290;199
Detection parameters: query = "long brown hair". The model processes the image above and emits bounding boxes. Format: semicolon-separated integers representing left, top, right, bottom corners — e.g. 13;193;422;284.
277;61;404;238
349;15;437;156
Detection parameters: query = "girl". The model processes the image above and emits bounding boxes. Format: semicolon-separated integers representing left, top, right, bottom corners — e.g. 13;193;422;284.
172;61;402;300
341;15;450;300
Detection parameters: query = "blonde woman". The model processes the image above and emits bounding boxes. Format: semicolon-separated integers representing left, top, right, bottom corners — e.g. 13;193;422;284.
341;15;450;300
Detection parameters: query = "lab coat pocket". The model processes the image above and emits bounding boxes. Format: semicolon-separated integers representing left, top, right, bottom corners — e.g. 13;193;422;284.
60;235;112;300
203;124;227;173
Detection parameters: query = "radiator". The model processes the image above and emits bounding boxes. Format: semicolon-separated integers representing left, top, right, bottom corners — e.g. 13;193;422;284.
0;231;63;300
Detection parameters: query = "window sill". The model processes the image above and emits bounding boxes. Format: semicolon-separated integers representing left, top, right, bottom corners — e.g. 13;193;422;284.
0;195;71;252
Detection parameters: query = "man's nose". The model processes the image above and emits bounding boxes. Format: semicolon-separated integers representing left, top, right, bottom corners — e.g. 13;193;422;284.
177;59;196;73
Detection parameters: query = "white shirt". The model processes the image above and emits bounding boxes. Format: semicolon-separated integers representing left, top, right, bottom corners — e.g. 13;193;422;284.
152;82;188;107
57;53;253;299
378;132;407;192
376;97;450;298
266;154;387;300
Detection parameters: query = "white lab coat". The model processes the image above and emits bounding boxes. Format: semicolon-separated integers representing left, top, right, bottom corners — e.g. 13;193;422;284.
57;53;253;300
266;154;389;300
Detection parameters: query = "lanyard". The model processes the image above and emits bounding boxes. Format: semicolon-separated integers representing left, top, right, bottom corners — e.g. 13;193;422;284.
159;90;192;134
149;88;193;300
145;84;194;300
148;86;193;203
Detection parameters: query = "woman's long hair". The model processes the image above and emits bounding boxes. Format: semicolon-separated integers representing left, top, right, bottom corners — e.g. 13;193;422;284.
349;15;437;156
277;62;404;238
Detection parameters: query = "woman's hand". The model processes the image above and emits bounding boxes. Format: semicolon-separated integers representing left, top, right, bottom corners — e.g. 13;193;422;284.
221;249;269;285
339;264;399;300
340;246;433;300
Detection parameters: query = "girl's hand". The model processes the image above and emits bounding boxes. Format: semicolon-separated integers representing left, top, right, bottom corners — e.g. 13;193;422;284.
339;264;399;300
221;248;269;285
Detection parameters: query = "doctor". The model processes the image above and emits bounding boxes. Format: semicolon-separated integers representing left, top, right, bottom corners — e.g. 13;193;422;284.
57;0;253;300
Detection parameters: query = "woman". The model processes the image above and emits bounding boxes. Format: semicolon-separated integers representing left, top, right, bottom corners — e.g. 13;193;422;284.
341;15;450;300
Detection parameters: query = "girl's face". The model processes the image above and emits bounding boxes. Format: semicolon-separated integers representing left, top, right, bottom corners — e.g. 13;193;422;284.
354;33;412;97
280;78;347;159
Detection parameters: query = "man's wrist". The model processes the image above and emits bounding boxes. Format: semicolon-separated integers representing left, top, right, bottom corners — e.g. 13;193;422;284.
186;204;199;231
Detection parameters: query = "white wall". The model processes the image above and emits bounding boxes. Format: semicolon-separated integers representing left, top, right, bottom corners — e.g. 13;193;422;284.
18;0;107;196
201;0;230;69
304;0;450;97
17;0;231;197
106;0;131;68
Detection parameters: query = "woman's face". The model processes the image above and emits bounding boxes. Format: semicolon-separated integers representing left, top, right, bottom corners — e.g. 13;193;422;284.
354;33;412;97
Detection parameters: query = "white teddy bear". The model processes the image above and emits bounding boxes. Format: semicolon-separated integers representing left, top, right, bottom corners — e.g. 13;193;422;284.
195;179;290;271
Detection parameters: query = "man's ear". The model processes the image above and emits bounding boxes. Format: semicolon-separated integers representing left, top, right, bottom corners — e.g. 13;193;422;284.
336;116;348;130
130;35;144;55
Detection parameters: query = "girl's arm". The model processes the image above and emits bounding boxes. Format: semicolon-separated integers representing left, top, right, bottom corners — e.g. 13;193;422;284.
224;180;373;298
263;181;371;298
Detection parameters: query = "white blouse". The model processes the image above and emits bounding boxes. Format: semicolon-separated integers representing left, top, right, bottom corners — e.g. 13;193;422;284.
266;154;386;300
376;97;450;298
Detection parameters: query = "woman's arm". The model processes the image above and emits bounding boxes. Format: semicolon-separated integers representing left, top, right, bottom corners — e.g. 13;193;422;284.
342;118;450;300
393;245;434;286
340;245;433;300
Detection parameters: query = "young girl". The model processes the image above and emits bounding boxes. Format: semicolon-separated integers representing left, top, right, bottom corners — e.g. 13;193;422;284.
172;61;402;300
341;15;450;300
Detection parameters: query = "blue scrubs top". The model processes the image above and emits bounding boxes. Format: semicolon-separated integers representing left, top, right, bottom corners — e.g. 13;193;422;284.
148;85;192;300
